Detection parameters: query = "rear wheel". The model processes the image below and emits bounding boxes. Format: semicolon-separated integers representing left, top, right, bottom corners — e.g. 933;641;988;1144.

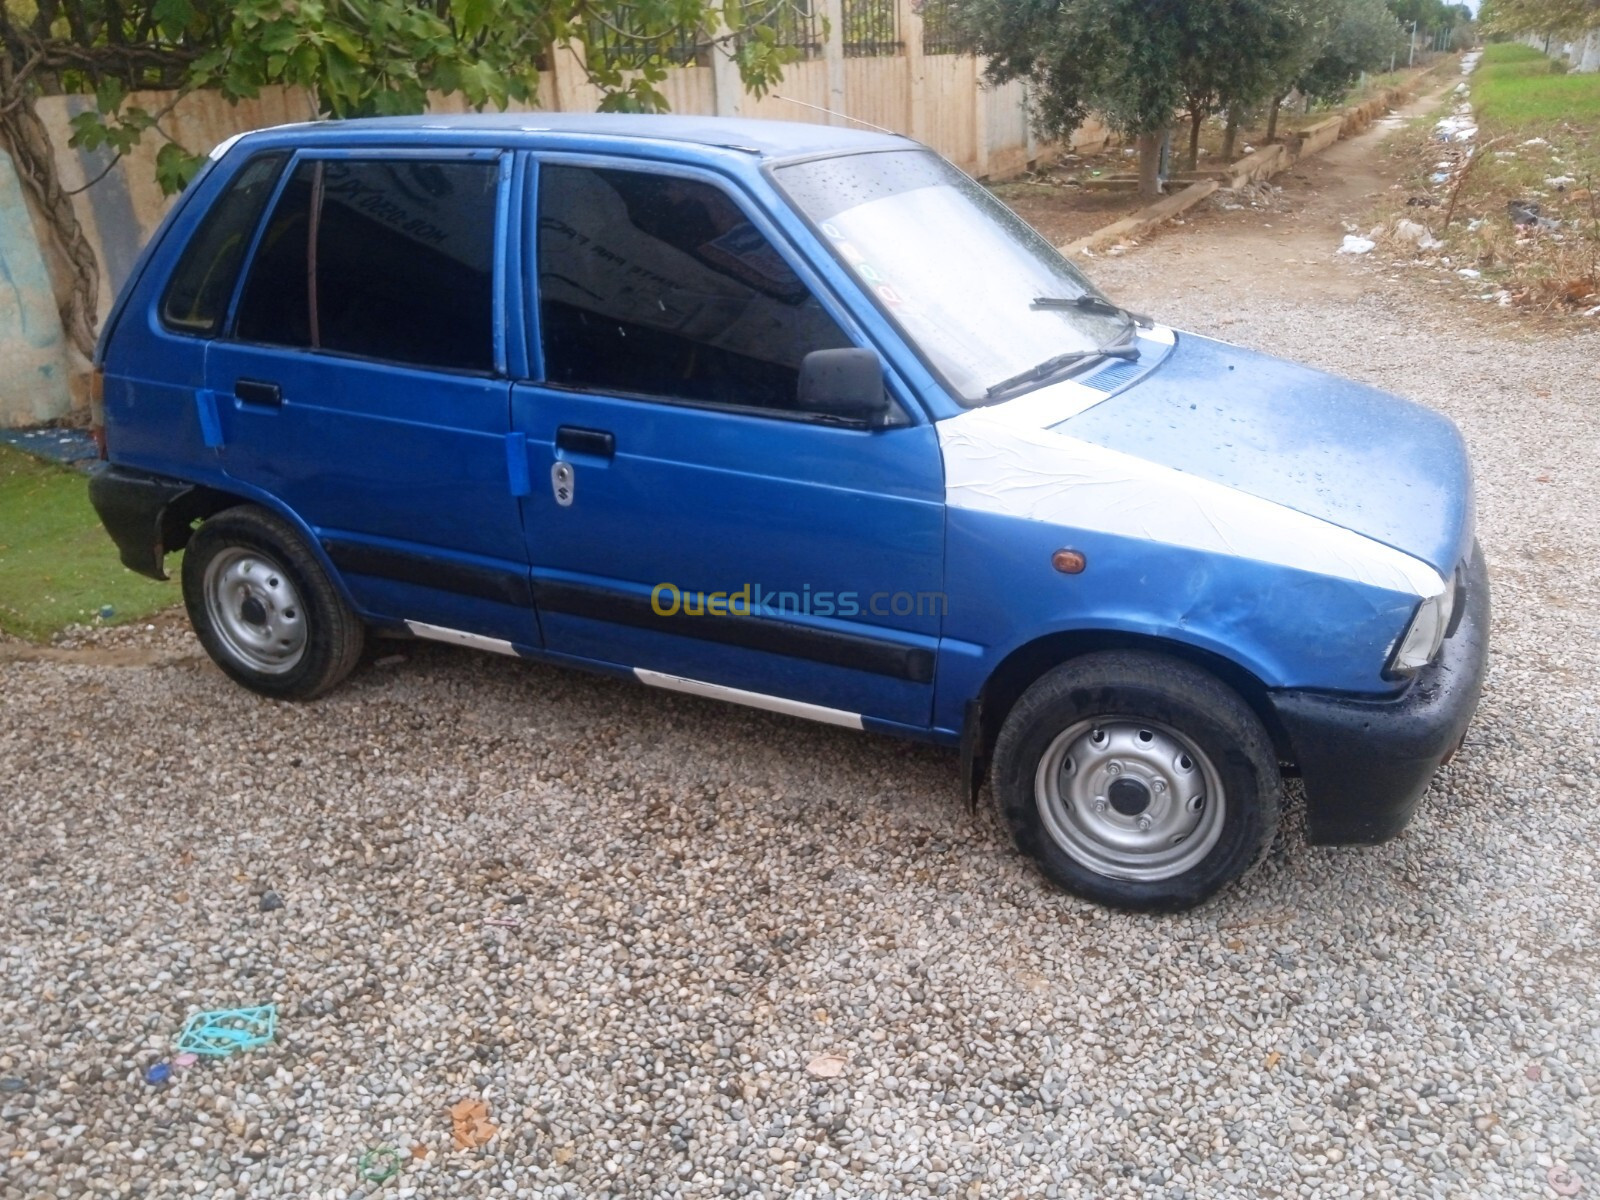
182;505;364;700
992;651;1281;911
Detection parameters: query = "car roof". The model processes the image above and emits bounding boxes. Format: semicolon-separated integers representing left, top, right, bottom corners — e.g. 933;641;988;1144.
235;112;915;161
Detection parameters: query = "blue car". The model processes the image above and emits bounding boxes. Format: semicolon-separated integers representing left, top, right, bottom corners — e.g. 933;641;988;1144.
88;114;1488;910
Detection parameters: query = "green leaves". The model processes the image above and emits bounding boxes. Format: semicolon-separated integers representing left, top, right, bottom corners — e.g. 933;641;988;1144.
49;0;801;200
152;0;197;37
154;142;205;194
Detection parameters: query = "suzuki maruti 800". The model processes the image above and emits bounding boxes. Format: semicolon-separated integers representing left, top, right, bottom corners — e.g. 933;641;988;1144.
89;115;1488;910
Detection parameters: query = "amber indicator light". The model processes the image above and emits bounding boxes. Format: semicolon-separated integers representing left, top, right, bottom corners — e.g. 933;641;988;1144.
1052;549;1087;575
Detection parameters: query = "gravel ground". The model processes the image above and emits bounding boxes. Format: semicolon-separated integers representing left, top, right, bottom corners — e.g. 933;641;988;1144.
5;172;1600;1200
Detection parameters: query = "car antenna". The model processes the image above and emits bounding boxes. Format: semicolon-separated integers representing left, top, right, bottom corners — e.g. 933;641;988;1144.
770;94;898;135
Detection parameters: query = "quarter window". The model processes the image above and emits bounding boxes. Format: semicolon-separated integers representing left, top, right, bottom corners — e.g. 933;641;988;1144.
537;165;852;412
160;152;286;336
233;157;498;373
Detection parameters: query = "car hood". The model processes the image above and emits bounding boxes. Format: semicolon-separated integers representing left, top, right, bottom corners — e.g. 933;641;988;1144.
1051;331;1473;575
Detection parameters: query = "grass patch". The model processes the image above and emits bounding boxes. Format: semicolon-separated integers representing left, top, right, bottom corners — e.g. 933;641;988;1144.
1379;43;1600;314
0;445;177;641
1474;41;1600;130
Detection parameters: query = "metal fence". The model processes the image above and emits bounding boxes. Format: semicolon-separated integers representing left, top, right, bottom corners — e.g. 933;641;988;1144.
584;15;707;70
737;0;826;60
916;0;963;55
843;0;900;57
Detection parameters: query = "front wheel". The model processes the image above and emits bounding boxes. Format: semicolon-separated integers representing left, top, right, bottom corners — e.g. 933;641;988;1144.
182;505;364;700
992;651;1281;911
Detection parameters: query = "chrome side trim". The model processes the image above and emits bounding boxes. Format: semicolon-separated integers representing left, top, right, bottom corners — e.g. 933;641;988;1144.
634;668;865;730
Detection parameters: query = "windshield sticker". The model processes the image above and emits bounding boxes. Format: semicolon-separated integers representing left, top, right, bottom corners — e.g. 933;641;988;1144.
821;224;910;312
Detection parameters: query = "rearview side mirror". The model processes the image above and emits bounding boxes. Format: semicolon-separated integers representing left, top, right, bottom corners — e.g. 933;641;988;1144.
798;348;891;426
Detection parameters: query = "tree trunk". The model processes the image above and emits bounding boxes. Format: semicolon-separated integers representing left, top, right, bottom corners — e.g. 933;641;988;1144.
0;81;100;365
1186;107;1203;172
1136;132;1162;200
1221;106;1241;161
1266;96;1282;145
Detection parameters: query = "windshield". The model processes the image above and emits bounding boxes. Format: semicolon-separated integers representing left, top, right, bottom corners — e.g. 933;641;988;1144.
773;149;1129;406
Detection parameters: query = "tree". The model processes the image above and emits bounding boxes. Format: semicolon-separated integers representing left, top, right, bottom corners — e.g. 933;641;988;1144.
1297;0;1406;103
1480;0;1600;36
943;0;1310;197
1172;0;1302;170
0;0;799;361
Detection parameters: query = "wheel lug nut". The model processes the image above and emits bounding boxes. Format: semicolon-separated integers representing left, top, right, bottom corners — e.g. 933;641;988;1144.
1106;763;1122;777
1151;779;1166;794
1137;814;1153;831
1094;798;1107;814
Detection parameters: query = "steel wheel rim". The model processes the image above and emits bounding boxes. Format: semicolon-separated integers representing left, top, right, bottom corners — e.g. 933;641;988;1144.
202;547;307;675
1035;717;1226;882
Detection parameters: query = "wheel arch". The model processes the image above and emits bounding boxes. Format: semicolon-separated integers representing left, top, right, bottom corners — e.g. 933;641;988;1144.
963;629;1294;802
162;483;363;616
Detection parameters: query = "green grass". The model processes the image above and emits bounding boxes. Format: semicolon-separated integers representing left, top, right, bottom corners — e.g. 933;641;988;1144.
1474;41;1600;132
0;444;177;640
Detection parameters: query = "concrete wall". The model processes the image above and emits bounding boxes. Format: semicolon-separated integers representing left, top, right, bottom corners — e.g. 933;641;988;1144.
0;150;73;426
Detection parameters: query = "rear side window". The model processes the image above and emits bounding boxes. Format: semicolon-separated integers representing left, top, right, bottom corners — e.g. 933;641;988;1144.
160;152;286;336
233;157;499;373
537;165;852;412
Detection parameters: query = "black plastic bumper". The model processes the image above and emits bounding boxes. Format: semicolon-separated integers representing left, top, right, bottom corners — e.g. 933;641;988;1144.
1270;545;1490;845
87;464;198;581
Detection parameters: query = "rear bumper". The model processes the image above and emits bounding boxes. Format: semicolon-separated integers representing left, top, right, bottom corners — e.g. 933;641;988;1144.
1270;545;1490;845
87;464;196;581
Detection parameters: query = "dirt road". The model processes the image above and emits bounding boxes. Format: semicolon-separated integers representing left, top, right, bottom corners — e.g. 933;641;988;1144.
1090;83;1457;304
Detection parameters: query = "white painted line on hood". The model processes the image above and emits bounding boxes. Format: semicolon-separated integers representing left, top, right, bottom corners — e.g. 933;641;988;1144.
938;412;1446;599
635;669;865;729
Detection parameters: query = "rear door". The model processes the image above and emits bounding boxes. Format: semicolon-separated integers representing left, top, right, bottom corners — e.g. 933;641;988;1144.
204;150;537;646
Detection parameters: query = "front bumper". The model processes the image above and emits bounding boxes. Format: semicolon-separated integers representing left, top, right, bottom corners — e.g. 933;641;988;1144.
1270;545;1490;845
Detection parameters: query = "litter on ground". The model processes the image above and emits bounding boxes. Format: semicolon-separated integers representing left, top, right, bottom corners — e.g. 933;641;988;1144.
175;1005;278;1058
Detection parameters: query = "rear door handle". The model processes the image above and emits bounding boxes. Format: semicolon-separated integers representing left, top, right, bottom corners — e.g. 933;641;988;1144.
235;379;282;407
556;426;615;458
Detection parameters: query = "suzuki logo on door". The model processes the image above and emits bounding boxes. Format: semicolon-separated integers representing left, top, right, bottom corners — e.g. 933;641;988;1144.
551;461;575;507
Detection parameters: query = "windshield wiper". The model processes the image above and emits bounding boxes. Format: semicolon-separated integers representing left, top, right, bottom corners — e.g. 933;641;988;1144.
1031;294;1152;327
984;338;1140;400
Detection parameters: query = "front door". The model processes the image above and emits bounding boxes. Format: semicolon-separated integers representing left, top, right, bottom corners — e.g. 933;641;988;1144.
512;159;945;730
206;151;536;646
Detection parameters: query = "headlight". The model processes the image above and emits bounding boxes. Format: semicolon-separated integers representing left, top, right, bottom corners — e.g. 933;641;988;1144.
1388;576;1457;677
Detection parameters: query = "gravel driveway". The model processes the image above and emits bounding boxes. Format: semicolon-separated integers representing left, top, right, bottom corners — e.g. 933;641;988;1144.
5;156;1600;1199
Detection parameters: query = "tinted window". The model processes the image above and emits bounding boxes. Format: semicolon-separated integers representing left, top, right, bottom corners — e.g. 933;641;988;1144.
234;160;312;348
234;158;498;373
160;152;286;335
537;165;851;412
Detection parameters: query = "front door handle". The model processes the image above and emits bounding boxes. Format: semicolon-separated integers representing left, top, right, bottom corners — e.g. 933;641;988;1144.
556;425;614;458
235;378;282;407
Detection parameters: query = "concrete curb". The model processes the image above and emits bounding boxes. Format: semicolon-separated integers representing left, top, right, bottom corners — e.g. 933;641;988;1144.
1062;182;1220;256
1059;66;1449;257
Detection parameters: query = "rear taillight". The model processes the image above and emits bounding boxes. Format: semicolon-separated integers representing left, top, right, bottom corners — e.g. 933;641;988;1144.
90;365;107;459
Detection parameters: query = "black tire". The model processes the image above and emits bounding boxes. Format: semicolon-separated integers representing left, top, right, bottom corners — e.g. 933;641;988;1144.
992;651;1281;912
181;505;365;700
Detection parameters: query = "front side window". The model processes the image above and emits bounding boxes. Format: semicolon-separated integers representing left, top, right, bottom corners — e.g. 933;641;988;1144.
161;152;286;335
233;157;498;373
536;164;852;413
774;150;1130;405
